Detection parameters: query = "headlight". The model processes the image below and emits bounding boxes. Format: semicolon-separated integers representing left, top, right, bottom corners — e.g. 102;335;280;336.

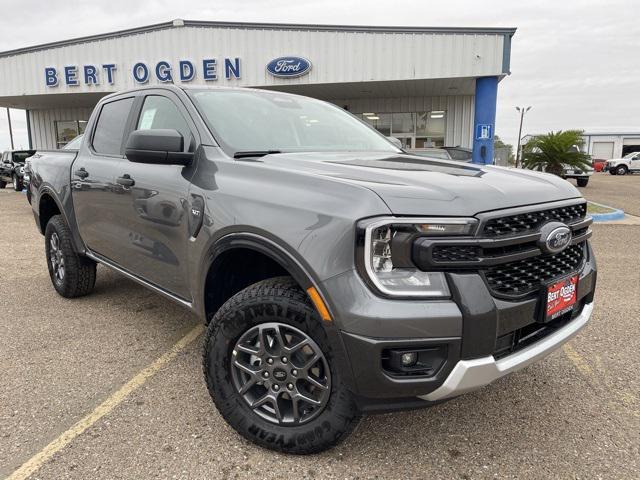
361;217;477;297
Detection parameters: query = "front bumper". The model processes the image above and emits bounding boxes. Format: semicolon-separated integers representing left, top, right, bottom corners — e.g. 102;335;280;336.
323;241;596;411
419;301;593;401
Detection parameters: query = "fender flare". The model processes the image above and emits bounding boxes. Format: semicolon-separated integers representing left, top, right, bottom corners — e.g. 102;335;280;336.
36;185;68;233
198;230;357;392
199;231;320;309
36;185;86;254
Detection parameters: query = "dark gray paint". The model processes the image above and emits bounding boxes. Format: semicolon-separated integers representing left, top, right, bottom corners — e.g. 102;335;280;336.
29;85;594;403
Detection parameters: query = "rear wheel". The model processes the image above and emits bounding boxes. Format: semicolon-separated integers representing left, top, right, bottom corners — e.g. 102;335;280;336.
12;174;23;191
45;215;97;298
0;180;6;188
203;276;361;454
616;165;628;176
576;177;589;187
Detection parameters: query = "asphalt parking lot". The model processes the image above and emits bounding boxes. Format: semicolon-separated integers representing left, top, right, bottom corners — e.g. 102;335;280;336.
1;182;639;480
577;172;640;216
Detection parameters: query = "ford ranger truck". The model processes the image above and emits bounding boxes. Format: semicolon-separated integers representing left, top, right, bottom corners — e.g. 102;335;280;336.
28;86;597;454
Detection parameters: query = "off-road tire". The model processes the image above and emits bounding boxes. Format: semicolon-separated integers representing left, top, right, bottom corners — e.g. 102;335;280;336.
45;214;97;298
0;180;6;188
616;165;628;176
12;175;23;191
203;276;361;454
576;178;589;187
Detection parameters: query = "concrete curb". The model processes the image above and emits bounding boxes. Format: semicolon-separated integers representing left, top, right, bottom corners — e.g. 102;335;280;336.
589;201;625;222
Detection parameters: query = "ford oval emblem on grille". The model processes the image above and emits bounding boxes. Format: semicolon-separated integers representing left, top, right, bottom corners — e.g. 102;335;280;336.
266;56;312;78
538;222;572;254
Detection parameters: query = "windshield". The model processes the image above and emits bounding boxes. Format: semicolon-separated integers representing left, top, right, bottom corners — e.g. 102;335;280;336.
190;89;399;155
623;151;639;159
63;134;83;150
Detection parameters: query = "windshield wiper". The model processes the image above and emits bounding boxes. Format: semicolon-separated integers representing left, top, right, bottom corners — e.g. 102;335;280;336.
233;150;281;159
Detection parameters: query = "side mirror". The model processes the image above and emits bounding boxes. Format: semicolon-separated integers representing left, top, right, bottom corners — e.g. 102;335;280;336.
387;136;403;149
125;129;193;165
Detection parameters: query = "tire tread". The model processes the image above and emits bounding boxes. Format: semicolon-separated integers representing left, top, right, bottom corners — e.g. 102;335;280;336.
45;215;96;298
203;276;361;454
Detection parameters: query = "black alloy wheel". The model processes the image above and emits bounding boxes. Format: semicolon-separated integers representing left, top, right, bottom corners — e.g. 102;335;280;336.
230;322;331;425
49;231;66;285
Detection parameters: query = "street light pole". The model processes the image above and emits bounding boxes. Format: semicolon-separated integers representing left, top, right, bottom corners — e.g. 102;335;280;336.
515;106;531;168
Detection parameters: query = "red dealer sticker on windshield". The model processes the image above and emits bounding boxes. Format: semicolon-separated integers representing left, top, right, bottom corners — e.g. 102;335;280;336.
546;275;578;320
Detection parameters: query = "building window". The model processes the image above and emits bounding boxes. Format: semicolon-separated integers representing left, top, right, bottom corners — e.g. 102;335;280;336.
55;120;88;148
416;111;446;148
361;111;446;148
362;113;391;136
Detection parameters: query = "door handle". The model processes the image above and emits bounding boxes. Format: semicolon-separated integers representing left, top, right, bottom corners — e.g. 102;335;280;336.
74;168;89;179
116;174;135;187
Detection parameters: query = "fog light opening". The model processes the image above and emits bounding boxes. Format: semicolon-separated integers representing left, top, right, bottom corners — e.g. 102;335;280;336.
401;352;418;367
382;345;448;377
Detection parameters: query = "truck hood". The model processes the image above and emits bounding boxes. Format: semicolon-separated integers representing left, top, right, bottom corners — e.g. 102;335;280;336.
256;152;582;216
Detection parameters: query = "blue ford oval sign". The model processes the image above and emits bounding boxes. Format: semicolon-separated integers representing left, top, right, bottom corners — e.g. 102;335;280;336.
266;56;312;78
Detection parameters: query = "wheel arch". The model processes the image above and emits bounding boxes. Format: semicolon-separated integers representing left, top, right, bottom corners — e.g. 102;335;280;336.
199;231;358;396
37;188;64;234
200;232;324;322
36;186;86;255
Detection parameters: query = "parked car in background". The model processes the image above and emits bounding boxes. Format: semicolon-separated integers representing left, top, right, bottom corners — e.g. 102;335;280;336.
605;151;640;175
0;149;36;191
592;158;607;172
63;134;84;150
562;164;593;187
406;147;453;160
442;146;473;162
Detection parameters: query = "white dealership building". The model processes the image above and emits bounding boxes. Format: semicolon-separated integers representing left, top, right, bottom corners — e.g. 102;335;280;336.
0;19;515;163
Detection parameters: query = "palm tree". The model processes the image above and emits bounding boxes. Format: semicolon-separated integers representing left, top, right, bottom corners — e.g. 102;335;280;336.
522;130;592;176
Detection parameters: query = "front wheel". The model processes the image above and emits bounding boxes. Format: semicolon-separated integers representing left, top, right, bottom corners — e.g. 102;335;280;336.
616;165;628;175
203;276;361;454
576;177;589;187
45;215;97;298
12;174;23;191
0;179;6;189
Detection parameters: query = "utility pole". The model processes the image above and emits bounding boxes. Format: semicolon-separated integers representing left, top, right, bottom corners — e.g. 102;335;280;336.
515;106;531;168
6;108;14;149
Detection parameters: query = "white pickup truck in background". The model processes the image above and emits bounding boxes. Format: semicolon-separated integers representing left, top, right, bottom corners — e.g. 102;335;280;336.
605;151;640;175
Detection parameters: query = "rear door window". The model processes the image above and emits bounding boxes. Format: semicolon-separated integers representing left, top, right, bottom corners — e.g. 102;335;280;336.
92;97;134;155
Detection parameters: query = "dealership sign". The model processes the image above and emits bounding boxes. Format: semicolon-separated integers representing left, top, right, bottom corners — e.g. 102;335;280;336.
44;58;242;87
266;57;312;78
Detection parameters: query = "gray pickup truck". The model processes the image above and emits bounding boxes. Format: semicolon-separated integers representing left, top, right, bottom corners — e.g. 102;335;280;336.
29;85;597;454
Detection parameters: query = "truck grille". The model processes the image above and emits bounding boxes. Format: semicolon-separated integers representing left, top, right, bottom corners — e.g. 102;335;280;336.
482;203;587;237
432;245;481;262
412;200;591;300
483;243;585;297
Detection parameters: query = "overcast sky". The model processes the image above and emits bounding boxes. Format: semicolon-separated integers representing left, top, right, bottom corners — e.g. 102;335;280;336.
1;0;638;150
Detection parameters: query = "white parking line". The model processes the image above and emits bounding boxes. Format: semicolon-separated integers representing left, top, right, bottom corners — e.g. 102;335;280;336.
7;323;204;480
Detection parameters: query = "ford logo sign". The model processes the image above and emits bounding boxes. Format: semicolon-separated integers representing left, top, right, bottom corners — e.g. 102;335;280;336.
266;56;311;78
538;222;572;254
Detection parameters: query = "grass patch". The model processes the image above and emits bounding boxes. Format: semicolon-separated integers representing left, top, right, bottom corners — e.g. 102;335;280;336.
587;202;617;214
